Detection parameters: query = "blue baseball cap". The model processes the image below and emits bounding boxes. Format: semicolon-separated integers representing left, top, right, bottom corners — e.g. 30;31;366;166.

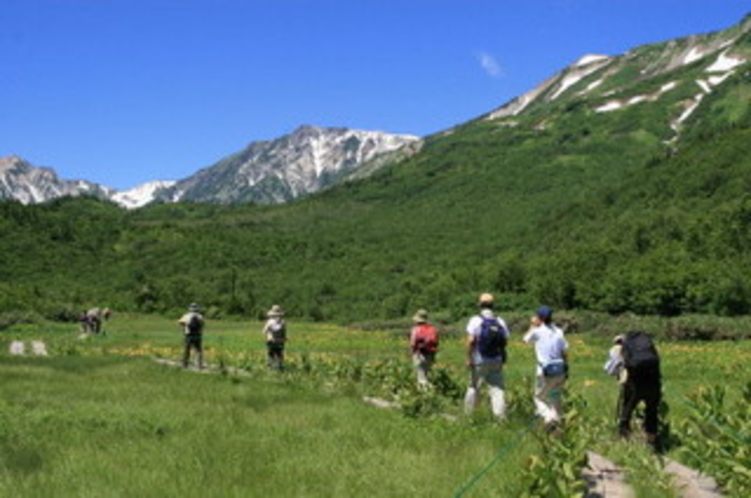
536;305;553;320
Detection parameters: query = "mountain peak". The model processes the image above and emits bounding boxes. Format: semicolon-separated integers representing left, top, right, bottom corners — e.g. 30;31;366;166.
159;126;420;205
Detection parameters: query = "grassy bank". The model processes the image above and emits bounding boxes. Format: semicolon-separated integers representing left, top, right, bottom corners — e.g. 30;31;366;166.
0;354;535;497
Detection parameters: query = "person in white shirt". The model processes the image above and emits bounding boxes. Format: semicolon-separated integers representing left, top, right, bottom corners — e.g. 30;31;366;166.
263;304;287;371
463;293;510;421
523;305;568;427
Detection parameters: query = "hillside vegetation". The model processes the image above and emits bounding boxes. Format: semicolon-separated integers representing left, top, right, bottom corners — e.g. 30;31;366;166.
1;19;750;325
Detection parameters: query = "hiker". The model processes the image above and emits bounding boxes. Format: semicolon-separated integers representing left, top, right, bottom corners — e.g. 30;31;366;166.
83;307;102;334
263;304;286;371
463;293;510;421
523;305;569;428
178;303;205;369
605;331;662;446
409;308;439;388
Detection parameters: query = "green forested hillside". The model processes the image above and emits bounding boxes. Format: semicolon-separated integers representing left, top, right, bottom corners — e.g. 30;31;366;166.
2;118;749;323
2;22;750;324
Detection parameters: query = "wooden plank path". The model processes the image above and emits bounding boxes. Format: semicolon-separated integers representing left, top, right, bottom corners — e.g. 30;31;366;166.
664;458;723;498
583;451;634;498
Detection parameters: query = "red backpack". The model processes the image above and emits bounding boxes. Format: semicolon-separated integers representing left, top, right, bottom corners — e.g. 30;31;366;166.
413;324;439;354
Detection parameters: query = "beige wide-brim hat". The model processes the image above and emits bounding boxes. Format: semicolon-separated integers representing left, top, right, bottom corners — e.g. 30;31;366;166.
478;293;494;305
412;309;429;323
267;305;284;317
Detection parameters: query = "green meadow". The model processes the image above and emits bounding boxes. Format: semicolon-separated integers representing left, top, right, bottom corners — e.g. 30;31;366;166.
1;315;750;497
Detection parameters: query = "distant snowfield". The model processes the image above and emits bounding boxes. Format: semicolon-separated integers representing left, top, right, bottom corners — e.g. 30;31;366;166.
112;180;176;209
486;30;747;126
705;49;745;72
595;47;746;117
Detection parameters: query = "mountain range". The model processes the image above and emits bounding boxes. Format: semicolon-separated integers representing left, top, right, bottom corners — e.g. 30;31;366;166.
2;16;749;210
0;125;420;209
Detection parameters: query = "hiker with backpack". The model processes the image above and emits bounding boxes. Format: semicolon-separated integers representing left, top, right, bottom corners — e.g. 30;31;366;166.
605;331;662;446
263;304;287;371
463;293;510;421
409;309;439;388
178;303;205;369
523;305;569;429
81;307;101;334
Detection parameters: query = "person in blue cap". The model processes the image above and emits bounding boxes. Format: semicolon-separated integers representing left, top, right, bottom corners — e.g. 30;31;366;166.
523;305;569;429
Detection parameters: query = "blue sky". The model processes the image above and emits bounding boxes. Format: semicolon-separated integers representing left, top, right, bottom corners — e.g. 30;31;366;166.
1;0;748;190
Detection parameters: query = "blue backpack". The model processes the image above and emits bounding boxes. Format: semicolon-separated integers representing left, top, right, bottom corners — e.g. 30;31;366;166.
478;316;507;360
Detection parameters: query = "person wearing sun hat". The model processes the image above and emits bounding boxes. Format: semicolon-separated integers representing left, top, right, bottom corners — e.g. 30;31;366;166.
606;331;662;447
178;302;205;369
604;335;627;382
409;308;439;388
463;293;510;421
523;305;569;429
263;304;287;371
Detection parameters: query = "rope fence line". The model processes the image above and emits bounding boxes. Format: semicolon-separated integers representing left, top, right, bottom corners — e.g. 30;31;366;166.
452;416;539;497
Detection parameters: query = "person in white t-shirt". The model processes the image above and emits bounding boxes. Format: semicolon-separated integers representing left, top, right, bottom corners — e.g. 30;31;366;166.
463;293;510;421
263;304;287;371
523;305;568;428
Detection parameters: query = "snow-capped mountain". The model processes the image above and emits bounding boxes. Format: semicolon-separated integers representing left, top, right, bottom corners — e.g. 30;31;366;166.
0;155;109;204
111;180;177;209
155;125;420;205
0;126;420;208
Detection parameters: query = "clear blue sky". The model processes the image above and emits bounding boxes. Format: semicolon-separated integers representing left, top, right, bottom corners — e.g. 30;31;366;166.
1;0;748;190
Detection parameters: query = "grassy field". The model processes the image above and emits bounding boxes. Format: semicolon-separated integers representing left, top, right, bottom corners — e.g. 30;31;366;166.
1;314;749;496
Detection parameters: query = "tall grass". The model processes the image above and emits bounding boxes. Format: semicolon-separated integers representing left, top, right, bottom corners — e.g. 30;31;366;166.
0;355;532;496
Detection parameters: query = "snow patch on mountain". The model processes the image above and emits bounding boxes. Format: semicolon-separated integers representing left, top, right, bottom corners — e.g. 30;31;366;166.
683;47;705;65
486;54;613;120
595;80;679;113
706;49;745;72
112;180;177;209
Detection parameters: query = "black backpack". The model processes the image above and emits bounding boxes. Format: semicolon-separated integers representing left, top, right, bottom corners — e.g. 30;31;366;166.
478;316;507;360
187;314;203;335
622;331;659;374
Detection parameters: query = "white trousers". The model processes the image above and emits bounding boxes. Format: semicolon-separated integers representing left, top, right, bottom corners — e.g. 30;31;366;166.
534;373;566;424
464;363;506;420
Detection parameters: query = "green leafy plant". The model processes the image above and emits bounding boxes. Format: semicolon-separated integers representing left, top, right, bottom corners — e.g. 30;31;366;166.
676;383;751;496
519;392;591;497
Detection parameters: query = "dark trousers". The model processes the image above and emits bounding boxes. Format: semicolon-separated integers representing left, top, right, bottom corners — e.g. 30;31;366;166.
618;372;661;436
183;334;203;368
267;342;284;370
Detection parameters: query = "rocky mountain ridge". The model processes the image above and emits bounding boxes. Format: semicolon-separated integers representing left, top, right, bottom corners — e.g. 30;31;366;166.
0;155;110;204
0;126;420;208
